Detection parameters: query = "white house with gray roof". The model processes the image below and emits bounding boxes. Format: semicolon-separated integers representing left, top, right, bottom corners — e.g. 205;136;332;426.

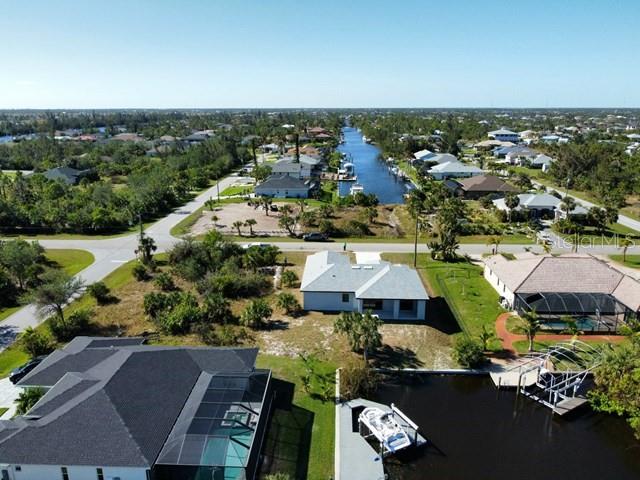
427;161;484;180
300;251;428;321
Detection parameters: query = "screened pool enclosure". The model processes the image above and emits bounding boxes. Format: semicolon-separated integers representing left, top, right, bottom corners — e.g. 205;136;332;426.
154;370;272;480
514;291;635;333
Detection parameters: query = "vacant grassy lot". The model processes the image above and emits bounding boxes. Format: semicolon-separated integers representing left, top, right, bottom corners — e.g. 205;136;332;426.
383;253;504;350
0;347;30;378
220;185;253;197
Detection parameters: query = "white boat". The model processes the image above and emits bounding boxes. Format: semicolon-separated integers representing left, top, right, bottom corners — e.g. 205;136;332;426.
358;407;412;453
350;183;364;195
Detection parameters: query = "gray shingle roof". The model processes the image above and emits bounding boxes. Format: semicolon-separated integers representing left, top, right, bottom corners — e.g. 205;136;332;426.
301;251;428;300
255;174;310;190
0;339;260;467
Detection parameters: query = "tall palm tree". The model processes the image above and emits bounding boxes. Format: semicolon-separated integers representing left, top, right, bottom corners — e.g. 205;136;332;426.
620;236;633;263
520;310;541;352
560;196;576;219
262;197;273;216
232;221;244;236
486;235;502;255
296;198;307;213
504;193;520;223
245;218;257;236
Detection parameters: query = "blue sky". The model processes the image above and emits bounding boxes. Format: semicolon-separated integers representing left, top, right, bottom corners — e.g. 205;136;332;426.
1;0;639;108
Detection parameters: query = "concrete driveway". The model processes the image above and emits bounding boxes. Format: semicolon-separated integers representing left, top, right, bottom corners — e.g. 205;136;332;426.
0;378;21;419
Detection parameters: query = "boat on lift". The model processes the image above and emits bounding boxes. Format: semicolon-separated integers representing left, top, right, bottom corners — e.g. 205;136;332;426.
350;183;364;195
358;407;412;453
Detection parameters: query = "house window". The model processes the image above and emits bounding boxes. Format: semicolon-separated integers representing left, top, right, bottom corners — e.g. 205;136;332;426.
399;300;414;311
363;299;383;310
97;468;104;480
61;467;69;480
15;466;21;472
342;293;349;303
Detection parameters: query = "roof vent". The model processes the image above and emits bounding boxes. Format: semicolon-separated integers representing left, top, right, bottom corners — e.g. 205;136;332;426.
351;266;361;270
363;265;374;270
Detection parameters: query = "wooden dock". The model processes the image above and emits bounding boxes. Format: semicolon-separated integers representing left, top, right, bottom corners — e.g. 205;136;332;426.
554;396;589;416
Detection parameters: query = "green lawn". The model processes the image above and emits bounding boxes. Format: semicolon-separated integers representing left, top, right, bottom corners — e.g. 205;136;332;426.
256;354;335;480
0;407;8;417
382;253;504;349
609;254;640;269
220;185;253;197
512;338;614;354
556;223;640;245
170;206;205;237
45;249;95;276
0;306;21;323
0;347;30;378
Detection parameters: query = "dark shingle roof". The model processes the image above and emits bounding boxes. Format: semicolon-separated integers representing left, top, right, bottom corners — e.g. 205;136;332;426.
255;174;310;190
0;339;259;467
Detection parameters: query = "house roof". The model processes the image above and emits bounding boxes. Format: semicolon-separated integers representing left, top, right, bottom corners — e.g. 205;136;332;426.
255;174;310;190
301;251;428;300
456;175;518;193
484;255;640;311
0;339;260;467
413;149;433;160
489;128;518;136
493;193;560;211
428;161;483;174
42;167;88;185
531;153;554;165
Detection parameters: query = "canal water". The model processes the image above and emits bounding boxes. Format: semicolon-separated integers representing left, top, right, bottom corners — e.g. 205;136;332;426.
337;127;409;204
373;375;640;480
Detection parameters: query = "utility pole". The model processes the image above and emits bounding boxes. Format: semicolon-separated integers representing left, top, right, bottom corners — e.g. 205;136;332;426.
216;174;220;202
413;214;419;268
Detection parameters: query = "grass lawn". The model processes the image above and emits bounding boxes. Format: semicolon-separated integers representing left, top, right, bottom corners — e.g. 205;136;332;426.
511;338;614;354
44;249;95;276
256;354;335;480
220;185;253;197
557;223;640;246
0;408;8;417
0;347;30;378
383;253;504;350
170;206;205;237
0;306;21;323
0;220;156;241
609;254;640;269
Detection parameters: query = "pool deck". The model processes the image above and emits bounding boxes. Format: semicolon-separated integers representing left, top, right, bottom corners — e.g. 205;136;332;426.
336;398;427;480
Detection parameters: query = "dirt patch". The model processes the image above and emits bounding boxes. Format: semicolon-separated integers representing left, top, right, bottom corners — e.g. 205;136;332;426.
191;202;302;237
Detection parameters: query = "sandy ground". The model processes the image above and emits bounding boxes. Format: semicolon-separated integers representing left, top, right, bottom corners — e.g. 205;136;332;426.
191;202;302;236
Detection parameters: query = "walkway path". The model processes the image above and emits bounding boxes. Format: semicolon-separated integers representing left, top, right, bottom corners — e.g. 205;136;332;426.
495;312;626;353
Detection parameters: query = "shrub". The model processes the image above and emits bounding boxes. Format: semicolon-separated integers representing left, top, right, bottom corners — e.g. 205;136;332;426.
280;270;299;288
318;219;337;235
202;293;234;324
264;473;291;480
340;357;379;401
143;291;181;320
196;323;248;346
199;272;271;299
132;262;150;281
240;299;272;328
453;336;485;368
20;327;55;357
16;387;46;415
154;272;176;291
50;308;92;342
276;292;302;316
343;220;370;237
158;293;202;335
87;281;111;304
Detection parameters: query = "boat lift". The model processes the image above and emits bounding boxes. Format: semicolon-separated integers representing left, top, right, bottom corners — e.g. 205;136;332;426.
514;341;604;415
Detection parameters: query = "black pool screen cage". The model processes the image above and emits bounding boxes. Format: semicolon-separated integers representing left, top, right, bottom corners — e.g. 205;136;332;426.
514;291;633;333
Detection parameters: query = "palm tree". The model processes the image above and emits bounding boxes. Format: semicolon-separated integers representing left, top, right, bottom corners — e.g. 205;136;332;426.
478;324;496;351
245;218;257;236
504;193;520;223
542;241;552;254
620;236;633;263
520;310;541;352
232;221;244;236
296;199;307;213
16;387;46;415
204;197;216;211
560;196;577;219
486;235;502;255
360;311;383;361
262;197;273;216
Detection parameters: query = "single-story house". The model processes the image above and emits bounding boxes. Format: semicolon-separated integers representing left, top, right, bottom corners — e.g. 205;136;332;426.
488;128;520;143
0;337;272;480
484;254;640;331
300;251;428;321
492;193;588;219
444;174;518;199
414;152;458;166
413;149;434;161
254;174;314;198
505;147;538;165
530;153;555;171
474;140;515;150
427;161;484;180
41;166;91;185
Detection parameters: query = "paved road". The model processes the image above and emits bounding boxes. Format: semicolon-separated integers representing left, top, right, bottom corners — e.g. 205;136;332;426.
3;171;639;350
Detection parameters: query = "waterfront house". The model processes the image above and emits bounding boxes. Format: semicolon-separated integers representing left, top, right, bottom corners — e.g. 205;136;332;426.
0;337;272;480
488;128;520;143
484;254;640;330
254;174;314;198
300;251;428;321
444;174;518;199
270;154;322;179
427;161;484;180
